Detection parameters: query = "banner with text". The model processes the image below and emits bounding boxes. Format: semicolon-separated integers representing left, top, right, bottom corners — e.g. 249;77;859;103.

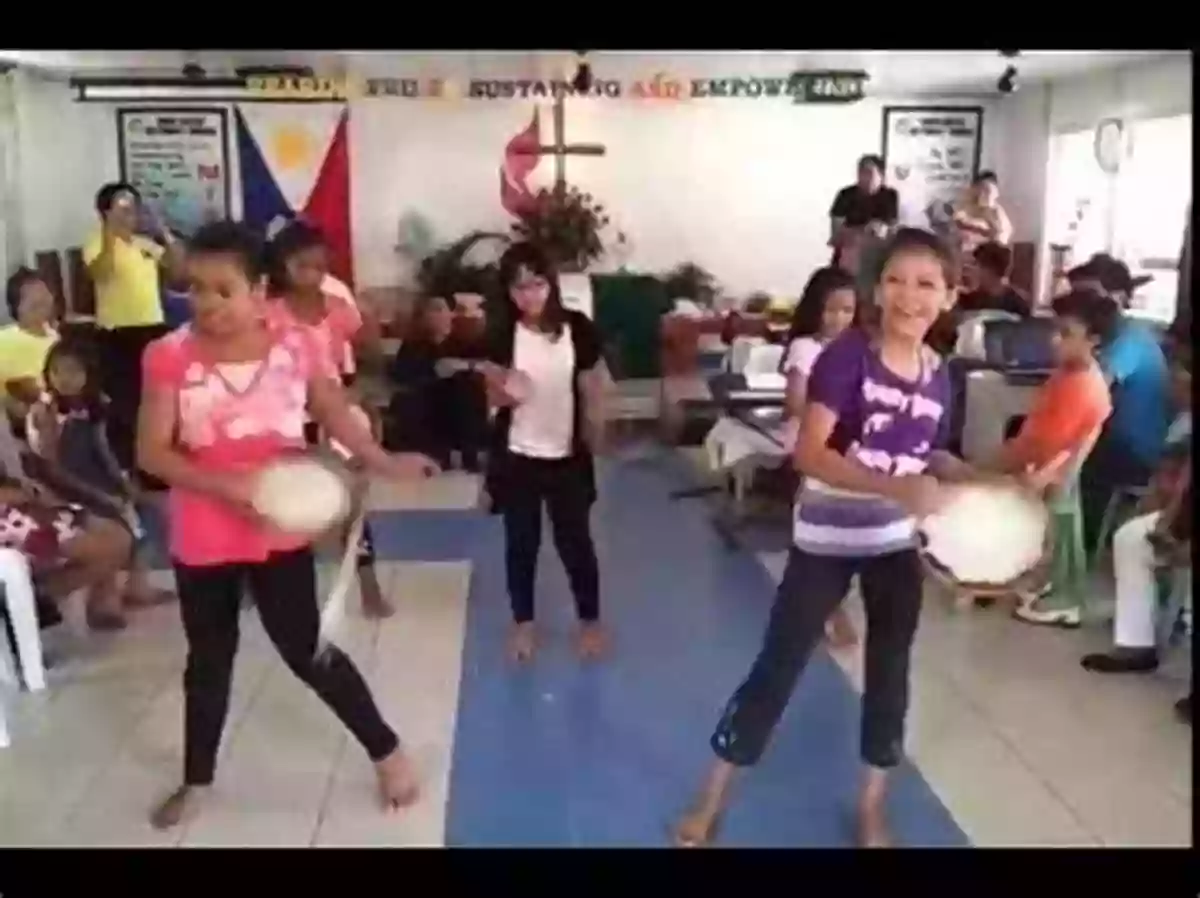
245;71;869;104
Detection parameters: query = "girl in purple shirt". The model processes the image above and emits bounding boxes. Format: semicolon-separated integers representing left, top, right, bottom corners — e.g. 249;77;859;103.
675;229;977;848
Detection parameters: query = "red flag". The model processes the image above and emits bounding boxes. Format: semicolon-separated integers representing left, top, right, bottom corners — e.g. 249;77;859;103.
500;107;541;217
303;110;354;289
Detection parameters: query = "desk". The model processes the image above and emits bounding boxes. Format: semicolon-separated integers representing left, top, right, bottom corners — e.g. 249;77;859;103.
961;369;1044;463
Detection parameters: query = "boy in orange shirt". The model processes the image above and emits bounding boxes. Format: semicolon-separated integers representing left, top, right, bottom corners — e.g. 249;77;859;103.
984;289;1115;626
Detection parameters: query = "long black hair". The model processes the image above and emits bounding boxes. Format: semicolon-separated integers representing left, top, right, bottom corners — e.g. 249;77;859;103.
42;339;105;418
496;241;566;337
784;266;858;346
266;220;327;294
875;227;960;291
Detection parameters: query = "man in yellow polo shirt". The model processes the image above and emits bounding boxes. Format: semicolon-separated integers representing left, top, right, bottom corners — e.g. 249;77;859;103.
83;182;182;474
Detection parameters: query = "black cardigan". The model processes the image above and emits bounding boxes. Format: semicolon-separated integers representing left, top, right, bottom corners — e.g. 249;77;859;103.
483;309;602;512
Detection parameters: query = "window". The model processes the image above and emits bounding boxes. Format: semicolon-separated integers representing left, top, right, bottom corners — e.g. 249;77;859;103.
1046;128;1111;266
1043;114;1191;322
1115;114;1191;323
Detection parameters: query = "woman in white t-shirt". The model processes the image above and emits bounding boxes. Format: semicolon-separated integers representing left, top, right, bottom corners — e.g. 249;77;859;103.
780;266;860;647
479;243;610;663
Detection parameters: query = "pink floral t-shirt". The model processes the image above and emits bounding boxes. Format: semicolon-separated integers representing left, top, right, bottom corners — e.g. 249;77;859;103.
142;324;335;567
265;292;362;378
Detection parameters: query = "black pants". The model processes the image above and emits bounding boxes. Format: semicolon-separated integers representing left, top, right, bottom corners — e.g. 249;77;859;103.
98;324;170;476
502;454;600;624
711;546;924;770
385;375;488;469
1079;428;1154;552
174;548;398;786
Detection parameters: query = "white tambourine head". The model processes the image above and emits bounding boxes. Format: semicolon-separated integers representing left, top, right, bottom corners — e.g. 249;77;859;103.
920;482;1049;587
252;457;351;535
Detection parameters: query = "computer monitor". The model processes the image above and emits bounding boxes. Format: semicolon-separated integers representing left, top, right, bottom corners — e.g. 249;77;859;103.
983;318;1058;371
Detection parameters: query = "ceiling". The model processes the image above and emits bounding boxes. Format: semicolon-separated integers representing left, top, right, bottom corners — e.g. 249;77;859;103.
0;49;1180;96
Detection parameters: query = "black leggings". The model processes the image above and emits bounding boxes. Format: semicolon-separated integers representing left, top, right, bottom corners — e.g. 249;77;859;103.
174;548;398;786
712;546;924;770
502;454;600;624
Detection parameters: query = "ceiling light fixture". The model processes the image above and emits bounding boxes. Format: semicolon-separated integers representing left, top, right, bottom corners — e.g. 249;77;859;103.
997;65;1019;95
571;51;593;94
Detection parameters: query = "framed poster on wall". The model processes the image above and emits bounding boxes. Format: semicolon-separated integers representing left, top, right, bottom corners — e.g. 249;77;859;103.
881;106;983;233
116;107;231;237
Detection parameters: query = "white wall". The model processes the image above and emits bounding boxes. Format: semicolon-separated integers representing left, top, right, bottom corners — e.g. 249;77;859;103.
7;56;1010;299
985;54;1192;300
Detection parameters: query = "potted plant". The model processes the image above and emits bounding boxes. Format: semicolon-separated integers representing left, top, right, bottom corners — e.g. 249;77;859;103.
511;186;610;272
416;230;511;305
662;262;718;307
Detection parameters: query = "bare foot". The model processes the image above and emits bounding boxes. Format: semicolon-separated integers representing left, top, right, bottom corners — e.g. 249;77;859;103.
856;803;893;848
508;622;536;662
673;807;720;848
375;747;420;812
150;784;208;831
577;621;607;660
824;608;859;649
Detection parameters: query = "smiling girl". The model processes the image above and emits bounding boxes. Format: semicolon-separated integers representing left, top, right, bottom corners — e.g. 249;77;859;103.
675;229;974;849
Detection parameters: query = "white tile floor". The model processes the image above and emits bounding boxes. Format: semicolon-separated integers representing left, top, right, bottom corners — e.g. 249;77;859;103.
0;558;470;848
1;461;1192;847
757;550;1193;847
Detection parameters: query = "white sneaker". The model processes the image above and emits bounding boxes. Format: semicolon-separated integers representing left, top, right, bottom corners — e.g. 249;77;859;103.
1013;596;1081;629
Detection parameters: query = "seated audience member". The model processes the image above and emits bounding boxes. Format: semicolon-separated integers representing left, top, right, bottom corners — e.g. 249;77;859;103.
957;242;1030;318
0;463;132;629
952;171;1013;254
1067;253;1152;308
1081;351;1191;674
0;268;60;432
979;290;1114;628
386;295;488;471
1070;263;1171;550
778;266;859;647
25;341;171;616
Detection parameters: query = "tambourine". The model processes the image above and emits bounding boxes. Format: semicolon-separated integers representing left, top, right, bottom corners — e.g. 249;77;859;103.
251;456;352;536
919;480;1052;597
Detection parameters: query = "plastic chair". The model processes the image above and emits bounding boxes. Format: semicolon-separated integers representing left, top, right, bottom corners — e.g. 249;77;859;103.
0;548;47;695
725;336;767;374
1092;485;1153;569
1156;565;1193;654
742;342;785;379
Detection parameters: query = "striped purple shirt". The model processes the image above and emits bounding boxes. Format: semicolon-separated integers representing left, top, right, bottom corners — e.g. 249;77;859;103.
793;329;950;557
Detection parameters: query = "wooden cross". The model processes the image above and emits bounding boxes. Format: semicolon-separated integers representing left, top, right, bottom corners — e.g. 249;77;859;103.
518;92;606;190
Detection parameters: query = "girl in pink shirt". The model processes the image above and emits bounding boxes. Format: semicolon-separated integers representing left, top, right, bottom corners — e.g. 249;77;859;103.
266;221;390;618
137;221;438;830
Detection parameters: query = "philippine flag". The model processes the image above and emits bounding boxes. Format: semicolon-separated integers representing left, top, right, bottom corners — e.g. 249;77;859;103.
235;105;354;287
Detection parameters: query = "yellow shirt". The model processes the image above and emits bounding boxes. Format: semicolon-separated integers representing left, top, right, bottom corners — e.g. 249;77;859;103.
0;324;59;389
82;231;165;329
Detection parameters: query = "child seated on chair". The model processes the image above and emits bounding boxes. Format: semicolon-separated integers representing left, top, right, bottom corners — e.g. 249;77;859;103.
979;290;1115;627
24;341;174;627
